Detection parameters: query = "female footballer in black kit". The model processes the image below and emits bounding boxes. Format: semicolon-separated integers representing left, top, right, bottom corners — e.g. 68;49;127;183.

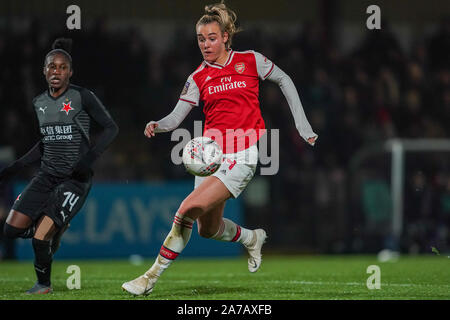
0;38;118;294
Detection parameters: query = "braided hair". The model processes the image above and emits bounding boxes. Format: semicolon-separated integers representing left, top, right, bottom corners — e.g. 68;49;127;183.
44;38;73;69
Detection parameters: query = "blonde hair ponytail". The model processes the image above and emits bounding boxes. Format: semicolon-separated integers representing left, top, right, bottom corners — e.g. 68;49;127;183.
196;1;241;49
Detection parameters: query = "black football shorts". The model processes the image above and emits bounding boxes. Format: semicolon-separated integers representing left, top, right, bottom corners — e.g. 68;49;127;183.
12;169;92;228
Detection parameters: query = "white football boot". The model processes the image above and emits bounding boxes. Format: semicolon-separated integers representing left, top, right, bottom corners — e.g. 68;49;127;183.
122;274;157;296
245;229;267;273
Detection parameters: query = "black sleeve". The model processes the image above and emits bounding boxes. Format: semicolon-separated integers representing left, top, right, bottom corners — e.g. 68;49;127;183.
0;141;42;182
79;89;119;166
16;141;42;166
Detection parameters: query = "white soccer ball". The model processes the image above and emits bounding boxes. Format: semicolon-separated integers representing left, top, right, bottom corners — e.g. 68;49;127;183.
182;136;223;177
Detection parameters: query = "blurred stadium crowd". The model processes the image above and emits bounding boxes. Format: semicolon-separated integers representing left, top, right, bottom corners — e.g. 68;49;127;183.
0;17;449;258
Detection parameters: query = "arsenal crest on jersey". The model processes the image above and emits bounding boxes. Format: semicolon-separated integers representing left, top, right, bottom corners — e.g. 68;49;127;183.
234;62;245;74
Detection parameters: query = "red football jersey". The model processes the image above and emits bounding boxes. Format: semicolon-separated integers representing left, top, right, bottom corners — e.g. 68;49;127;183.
179;50;274;153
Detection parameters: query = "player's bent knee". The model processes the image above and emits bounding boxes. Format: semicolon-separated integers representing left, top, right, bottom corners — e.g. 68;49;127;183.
3;223;26;239
178;201;208;218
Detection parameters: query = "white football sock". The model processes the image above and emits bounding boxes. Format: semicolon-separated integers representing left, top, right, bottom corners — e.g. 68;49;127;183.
211;218;255;247
144;212;194;279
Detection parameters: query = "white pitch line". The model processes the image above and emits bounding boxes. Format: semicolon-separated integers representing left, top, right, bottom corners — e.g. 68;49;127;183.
266;280;450;288
1;278;448;289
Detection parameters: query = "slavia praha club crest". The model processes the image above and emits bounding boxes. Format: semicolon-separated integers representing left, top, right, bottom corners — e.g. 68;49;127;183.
60;99;74;115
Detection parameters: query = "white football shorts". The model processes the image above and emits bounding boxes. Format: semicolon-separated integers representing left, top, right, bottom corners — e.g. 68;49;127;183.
194;144;258;198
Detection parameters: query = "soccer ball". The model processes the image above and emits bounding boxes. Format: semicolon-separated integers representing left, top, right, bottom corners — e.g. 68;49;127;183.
182;136;223;177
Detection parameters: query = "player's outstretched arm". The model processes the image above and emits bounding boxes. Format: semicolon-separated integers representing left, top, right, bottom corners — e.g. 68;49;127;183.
144;100;194;138
266;65;318;146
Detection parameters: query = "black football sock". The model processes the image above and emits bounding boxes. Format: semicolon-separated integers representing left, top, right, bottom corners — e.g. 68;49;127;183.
3;223;35;239
21;225;36;239
32;238;52;286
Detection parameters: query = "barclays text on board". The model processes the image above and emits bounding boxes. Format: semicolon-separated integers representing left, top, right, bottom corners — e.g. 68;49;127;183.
14;182;243;259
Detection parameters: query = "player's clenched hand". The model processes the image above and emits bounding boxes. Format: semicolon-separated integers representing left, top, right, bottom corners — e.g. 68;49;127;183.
307;135;318;146
144;121;158;138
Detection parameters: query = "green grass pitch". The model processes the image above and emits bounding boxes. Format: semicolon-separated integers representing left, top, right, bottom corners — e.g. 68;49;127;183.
0;255;449;300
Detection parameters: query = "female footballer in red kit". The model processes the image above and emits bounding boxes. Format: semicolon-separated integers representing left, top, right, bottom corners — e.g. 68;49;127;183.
122;1;318;296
